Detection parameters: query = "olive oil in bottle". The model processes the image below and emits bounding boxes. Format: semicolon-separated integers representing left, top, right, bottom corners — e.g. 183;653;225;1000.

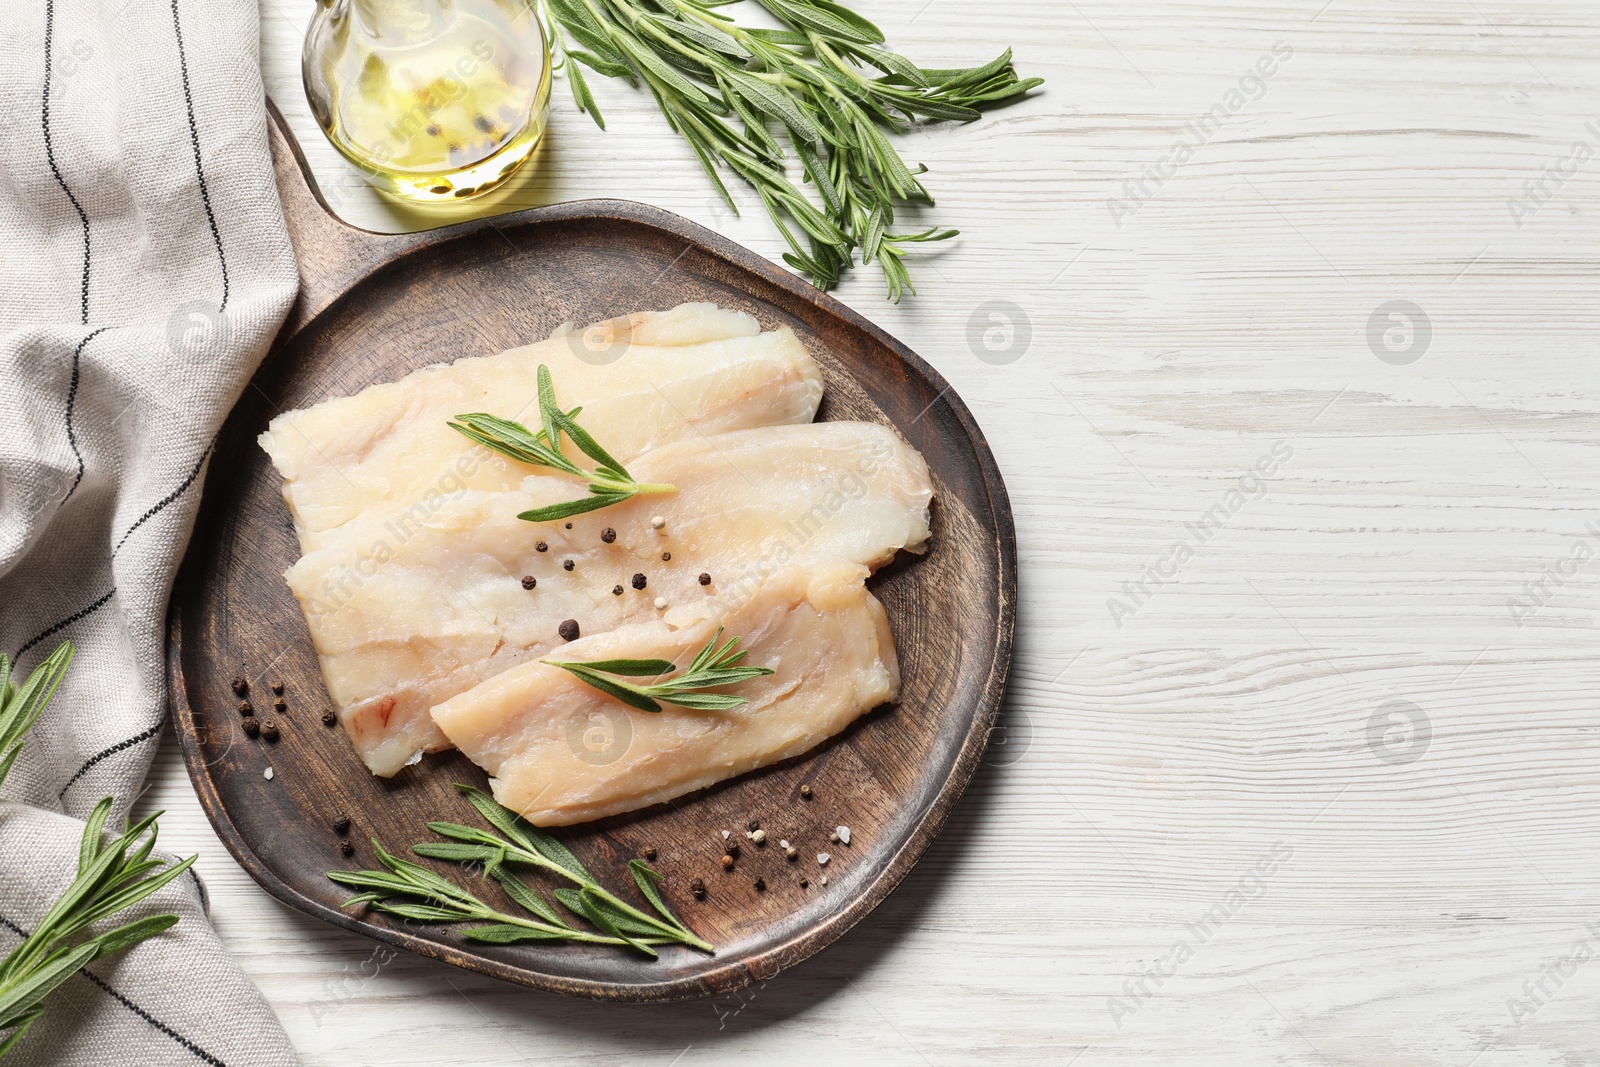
303;0;550;202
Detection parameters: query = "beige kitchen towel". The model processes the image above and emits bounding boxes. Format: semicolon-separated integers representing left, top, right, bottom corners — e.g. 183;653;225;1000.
0;0;300;1063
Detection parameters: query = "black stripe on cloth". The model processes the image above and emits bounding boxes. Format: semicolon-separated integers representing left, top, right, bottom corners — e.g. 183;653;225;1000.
113;446;209;556
169;0;229;311
0;918;227;1065
57;719;161;802
17;587;115;657
42;0;91;325
61;327;111;505
186;866;209;914
78;971;228;1066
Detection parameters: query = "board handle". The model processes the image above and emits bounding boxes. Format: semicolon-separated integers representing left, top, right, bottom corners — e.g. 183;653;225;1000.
266;99;433;340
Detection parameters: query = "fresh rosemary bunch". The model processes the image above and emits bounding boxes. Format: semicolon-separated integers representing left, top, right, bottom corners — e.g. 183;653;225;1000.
331;785;711;957
449;364;676;522
544;627;773;712
0;643;197;1058
538;0;1041;300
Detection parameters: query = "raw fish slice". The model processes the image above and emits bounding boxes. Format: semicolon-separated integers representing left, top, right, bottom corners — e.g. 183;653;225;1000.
289;421;932;776
259;303;822;551
431;564;899;826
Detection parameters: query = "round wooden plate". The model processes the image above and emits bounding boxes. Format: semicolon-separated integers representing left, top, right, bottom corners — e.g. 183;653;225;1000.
166;102;1016;1002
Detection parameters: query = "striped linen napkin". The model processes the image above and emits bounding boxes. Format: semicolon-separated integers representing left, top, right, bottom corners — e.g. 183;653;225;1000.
0;0;301;1063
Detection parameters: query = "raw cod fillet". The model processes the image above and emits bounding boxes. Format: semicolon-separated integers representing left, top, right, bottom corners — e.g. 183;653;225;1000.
286;422;933;776
430;564;899;826
259;303;822;552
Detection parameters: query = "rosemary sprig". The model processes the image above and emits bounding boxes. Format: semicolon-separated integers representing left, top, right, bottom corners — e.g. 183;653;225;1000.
331;785;712;956
449;364;675;523
0;644;196;1058
329;840;661;953
538;0;1042;300
543;627;774;713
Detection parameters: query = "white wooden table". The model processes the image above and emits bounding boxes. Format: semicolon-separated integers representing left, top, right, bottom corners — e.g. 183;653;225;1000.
140;1;1600;1061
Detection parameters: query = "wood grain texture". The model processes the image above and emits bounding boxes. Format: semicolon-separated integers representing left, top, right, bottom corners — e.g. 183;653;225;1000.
131;0;1600;1060
164;105;1014;1001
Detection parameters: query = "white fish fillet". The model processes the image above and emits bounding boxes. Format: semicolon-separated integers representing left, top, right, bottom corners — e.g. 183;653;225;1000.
431;564;899;826
259;303;822;552
286;422;932;776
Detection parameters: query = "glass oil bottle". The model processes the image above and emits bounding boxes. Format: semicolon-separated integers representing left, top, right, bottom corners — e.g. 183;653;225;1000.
303;0;550;202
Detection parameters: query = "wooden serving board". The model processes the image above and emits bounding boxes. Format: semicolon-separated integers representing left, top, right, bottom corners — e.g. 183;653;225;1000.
165;102;1016;1002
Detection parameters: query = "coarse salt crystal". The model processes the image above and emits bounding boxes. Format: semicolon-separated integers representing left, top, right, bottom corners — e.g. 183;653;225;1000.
263;767;275;780
779;839;791;849
836;825;851;845
721;830;731;839
817;852;830;866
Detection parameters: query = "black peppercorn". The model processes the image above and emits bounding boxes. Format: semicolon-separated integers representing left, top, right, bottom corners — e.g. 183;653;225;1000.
238;700;253;716
231;676;247;695
261;721;280;742
321;709;337;727
273;698;287;712
564;523;572;530
521;575;537;590
242;718;260;738
601;528;616;544
333;818;351;835
270;680;284;695
726;842;740;859
631;573;647;590
612;584;624;596
339;841;355;857
691;878;706;899
747;819;760;831
536;541;548;552
559;619;580;641
562;559;575;572
661;551;671;561
698;573;711;586
754;877;766;892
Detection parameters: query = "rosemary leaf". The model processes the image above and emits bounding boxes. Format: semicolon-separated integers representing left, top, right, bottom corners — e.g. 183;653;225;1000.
564;52;607;127
544;663;665;713
411;842;503;864
461;924;573;944
628;860;691;932
516;492;636;523
561;658;677;677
